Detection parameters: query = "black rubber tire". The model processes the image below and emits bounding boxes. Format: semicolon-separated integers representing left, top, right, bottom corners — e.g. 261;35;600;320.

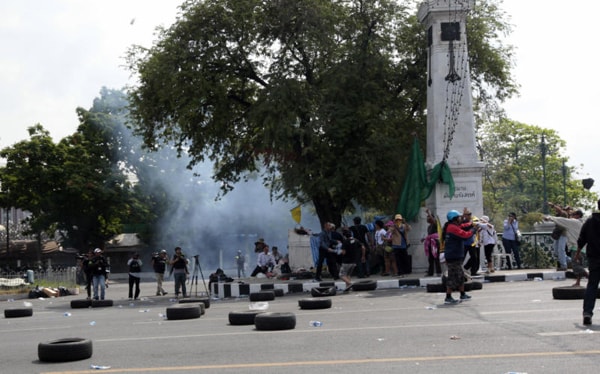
179;297;210;308
4;307;33;318
426;283;446;293
228;310;265;325
70;299;92;309
551;285;600;300
464;281;483;291
249;291;275;301
273;288;285;297
298;298;332;310
254;312;296;331
351;279;378;291
38;338;93;362
166;304;201;320
91;299;113;308
311;286;337;297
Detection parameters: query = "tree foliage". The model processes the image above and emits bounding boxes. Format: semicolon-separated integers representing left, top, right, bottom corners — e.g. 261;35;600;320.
125;0;516;227
479;118;597;228
0;89;156;251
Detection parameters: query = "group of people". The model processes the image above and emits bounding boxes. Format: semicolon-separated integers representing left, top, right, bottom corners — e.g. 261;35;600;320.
78;246;192;301
249;238;289;278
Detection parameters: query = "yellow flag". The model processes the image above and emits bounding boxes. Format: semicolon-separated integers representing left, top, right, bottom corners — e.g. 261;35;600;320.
290;205;301;224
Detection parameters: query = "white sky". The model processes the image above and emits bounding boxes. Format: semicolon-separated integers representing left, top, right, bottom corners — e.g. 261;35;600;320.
1;0;598;194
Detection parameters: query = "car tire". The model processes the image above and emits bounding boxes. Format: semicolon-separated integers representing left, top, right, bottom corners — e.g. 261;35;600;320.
351;279;377;291
70;299;92;309
228;310;265;325
179;297;210;308
310;286;337;297
38;338;93;362
273;288;284;297
4;307;33;318
91;299;113;308
426;283;446;293
249;291;275;302
166;303;201;320
550;285;600;300
464;281;483;291
298;298;332;310
254;312;296;331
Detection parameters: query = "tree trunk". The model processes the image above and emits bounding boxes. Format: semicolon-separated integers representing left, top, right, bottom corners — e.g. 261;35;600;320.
312;193;343;229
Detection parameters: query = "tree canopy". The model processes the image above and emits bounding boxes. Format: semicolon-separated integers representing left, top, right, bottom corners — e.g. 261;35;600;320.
126;0;516;226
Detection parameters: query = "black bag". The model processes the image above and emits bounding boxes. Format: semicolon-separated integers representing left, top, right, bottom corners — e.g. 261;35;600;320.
551;225;565;240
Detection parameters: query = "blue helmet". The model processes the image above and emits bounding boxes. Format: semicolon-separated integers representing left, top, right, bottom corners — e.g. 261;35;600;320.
447;210;461;221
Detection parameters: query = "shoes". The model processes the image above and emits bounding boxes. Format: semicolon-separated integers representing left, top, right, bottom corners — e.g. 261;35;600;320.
460;293;472;301
156;293;161;296
583;315;592;326
162;292;168;296
381;273;390;276
444;297;460;305
343;284;354;293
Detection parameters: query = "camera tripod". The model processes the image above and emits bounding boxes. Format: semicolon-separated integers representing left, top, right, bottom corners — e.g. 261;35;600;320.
189;255;209;297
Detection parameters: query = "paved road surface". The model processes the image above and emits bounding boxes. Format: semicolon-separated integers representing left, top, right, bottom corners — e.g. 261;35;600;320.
1;277;599;374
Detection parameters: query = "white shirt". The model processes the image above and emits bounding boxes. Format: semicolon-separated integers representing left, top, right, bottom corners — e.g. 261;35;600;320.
375;228;386;245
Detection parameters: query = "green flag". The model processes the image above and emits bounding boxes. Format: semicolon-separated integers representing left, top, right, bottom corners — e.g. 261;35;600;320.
425;160;455;200
397;138;427;221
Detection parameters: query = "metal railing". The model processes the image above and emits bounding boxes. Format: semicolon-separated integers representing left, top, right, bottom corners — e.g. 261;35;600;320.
0;267;78;289
496;231;577;269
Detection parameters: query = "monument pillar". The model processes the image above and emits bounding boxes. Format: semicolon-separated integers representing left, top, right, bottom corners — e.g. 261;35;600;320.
418;0;484;220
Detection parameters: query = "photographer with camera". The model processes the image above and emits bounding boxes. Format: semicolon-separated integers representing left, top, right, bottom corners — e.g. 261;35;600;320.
152;250;168;296
170;247;189;298
77;249;94;300
89;248;109;301
127;252;143;300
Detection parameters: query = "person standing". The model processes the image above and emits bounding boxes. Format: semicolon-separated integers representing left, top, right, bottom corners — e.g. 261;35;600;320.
170;247;189;298
372;220;386;275
81;249;94;300
389;214;411;277
152;250;168;296
502;212;522;269
338;229;363;292
442;210;477;304
127;252;143;300
462;208;480;276
314;222;334;282
574;199;600;326
545;209;584;271
349;216;371;278
89;248;109;301
235;250;246;278
477;216;497;274
423;209;442;277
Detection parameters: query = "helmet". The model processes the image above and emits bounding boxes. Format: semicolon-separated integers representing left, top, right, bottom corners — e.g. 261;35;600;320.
447;210;461;221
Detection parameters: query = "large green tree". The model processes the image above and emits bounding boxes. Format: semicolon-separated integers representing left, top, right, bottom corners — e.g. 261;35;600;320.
478;118;597;228
126;0;516;226
0;89;154;252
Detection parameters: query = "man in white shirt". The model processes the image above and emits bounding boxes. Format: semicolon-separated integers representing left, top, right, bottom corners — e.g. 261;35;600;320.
251;244;275;277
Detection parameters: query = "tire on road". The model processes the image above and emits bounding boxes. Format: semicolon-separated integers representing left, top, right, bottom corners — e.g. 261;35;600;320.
552;285;589;300
166;303;201;320
310;286;336;297
91;299;113;308
426;281;482;293
228;310;265;325
273;288;285;297
179;297;210;308
249;291;275;302
4;307;33;318
351;279;377;291
38;338;93;362
298;298;332;310
464;281;483;291
254;312;296;331
70;299;92;309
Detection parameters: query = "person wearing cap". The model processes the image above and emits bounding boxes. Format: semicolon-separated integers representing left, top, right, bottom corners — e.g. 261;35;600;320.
476;216;497;274
388;213;412;277
235;250;246;278
443;210;477;304
502;212;522;269
254;238;266;253
381;220;398;276
88;248;109;301
152;250;169;296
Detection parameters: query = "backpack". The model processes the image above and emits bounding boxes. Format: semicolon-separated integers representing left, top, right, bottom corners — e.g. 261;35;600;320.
129;260;141;273
551;225;565;240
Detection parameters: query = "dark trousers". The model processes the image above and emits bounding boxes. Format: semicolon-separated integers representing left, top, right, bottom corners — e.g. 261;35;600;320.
315;249;339;279
85;272;92;298
583;267;600;317
355;251;370;277
502;238;522;269
128;274;140;299
464;245;479;275
394;247;410;275
427;254;442;276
